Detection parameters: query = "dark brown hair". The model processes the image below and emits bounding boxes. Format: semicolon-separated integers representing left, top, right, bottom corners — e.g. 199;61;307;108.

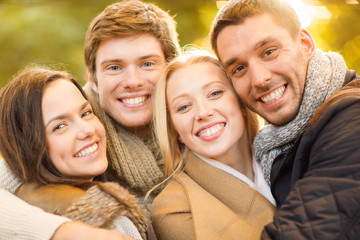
85;0;181;84
0;66;88;185
210;0;301;57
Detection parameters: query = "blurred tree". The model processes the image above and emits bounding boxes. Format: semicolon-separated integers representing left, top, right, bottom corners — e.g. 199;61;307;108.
0;0;358;89
307;2;360;74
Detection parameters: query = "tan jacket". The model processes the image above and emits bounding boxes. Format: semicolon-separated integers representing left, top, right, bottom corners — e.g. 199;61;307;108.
151;152;276;240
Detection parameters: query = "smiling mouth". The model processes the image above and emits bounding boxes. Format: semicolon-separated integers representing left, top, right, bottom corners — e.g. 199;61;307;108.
74;143;99;158
260;85;286;104
120;95;149;105
197;123;225;138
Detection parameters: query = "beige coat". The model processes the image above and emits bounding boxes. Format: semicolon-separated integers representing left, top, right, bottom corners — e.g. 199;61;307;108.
151;152;276;240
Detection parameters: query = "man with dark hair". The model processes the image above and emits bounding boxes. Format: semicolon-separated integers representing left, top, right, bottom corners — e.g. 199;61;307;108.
210;0;360;238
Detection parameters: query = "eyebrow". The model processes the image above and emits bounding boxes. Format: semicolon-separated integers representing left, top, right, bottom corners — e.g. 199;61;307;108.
223;37;275;69
45;101;89;128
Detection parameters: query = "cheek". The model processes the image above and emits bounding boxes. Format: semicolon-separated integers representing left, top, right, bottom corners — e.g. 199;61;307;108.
98;77;118;94
96;120;106;140
232;81;248;100
147;72;161;87
171;116;191;141
47;139;64;169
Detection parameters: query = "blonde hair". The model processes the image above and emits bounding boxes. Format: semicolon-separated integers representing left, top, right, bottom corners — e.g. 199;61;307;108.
153;50;260;177
145;50;260;209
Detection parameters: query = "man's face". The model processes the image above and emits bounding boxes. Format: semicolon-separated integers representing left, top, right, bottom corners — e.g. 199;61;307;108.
217;14;314;125
91;34;166;135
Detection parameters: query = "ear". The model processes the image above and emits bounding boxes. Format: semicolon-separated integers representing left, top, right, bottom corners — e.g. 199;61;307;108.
299;28;315;60
86;68;98;93
178;135;183;144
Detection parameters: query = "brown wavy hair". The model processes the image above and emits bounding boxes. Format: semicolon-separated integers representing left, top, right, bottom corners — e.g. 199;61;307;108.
0;66;90;185
85;0;181;84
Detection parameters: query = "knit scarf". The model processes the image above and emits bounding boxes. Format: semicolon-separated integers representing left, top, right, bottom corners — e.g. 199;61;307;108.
253;49;348;184
84;84;165;195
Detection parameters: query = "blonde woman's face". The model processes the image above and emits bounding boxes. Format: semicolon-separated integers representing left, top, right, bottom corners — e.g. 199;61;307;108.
42;79;108;180
166;62;248;163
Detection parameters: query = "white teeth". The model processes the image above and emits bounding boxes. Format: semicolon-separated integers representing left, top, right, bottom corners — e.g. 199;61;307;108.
261;86;285;104
75;143;98;158
122;96;147;105
198;123;225;137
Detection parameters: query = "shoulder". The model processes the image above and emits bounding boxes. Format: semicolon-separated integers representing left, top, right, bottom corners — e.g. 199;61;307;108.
151;172;190;213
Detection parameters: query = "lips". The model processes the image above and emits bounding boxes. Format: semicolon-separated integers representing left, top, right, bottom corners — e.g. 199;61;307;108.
196;123;225;138
74;142;99;158
119;95;149;105
260;85;285;104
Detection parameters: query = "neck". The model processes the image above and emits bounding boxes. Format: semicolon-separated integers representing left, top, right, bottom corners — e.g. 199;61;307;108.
216;138;254;181
125;124;151;140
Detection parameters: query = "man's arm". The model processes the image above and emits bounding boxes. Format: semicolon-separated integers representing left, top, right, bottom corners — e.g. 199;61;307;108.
0;188;137;240
52;222;137;240
0;158;22;192
0;188;69;239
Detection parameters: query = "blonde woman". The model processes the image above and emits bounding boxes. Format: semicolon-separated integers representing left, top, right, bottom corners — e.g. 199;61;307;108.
149;51;276;240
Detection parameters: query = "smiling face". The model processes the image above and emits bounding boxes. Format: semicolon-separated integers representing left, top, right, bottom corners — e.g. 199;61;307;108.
166;62;248;163
217;14;314;125
42;79;108;181
90;34;166;136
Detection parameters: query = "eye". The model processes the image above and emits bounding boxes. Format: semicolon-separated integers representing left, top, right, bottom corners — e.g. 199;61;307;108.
177;104;191;113
264;49;274;57
82;109;93;118
53;123;66;132
107;65;120;71
209;90;223;98
143;61;154;67
232;65;245;75
263;48;279;59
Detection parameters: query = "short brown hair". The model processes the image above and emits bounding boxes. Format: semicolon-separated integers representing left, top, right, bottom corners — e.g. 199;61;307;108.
0;67;87;185
210;0;301;57
85;0;180;83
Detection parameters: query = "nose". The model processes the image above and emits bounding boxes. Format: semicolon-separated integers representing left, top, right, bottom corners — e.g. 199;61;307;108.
195;101;214;121
250;62;272;88
121;66;145;89
76;119;95;140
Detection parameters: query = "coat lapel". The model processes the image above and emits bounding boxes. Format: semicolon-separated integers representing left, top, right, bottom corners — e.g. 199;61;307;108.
180;152;275;239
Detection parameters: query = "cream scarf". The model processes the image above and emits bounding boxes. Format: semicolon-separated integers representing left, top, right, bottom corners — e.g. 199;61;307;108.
253;49;348;184
84;84;165;195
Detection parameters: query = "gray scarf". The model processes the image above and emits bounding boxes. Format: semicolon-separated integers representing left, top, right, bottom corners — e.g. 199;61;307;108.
253;49;348;184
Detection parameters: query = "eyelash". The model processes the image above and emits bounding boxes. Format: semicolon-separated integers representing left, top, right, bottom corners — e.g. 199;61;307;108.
177;104;190;113
210;90;223;97
53;123;65;132
82;109;93;118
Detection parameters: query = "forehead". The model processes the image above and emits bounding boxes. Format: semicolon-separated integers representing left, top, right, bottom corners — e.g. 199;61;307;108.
217;14;293;62
167;62;228;94
42;80;85;120
96;34;165;64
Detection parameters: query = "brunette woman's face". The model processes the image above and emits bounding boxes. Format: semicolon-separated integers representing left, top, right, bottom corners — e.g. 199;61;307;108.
42;79;107;181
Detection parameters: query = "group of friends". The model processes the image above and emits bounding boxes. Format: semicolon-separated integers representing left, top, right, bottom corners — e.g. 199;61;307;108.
0;0;359;239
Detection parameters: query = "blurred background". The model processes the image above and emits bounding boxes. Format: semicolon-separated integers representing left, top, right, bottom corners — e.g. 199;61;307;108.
0;0;359;87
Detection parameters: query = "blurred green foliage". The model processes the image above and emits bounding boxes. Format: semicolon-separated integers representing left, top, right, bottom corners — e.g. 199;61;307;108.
0;0;359;88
